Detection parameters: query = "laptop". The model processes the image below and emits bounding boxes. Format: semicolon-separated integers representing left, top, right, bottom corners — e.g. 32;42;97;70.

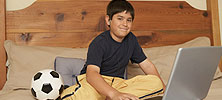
147;46;222;100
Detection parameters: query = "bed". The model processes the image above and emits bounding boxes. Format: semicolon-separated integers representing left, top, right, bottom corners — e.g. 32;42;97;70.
0;0;221;100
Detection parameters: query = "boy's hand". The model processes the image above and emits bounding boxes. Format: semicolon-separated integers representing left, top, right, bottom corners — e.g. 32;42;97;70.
106;92;139;100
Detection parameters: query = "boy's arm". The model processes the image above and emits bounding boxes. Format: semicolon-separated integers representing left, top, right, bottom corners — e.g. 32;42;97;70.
138;59;166;91
86;65;139;100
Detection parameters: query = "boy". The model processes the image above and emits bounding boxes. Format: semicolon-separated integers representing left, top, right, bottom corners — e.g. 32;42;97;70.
61;0;165;100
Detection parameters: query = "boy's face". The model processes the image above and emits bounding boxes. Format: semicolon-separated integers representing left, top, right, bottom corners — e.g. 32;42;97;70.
107;10;133;42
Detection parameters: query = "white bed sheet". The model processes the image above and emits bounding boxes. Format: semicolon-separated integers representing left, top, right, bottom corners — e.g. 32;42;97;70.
0;79;221;100
0;89;34;100
205;78;222;100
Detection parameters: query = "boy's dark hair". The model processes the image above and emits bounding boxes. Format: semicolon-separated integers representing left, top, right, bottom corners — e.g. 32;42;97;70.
107;0;135;21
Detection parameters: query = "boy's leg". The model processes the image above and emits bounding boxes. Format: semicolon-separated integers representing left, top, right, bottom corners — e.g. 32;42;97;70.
112;75;164;99
61;74;162;99
60;74;106;100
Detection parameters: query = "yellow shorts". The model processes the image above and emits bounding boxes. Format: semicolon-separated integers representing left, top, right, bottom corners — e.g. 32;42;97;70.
61;74;163;100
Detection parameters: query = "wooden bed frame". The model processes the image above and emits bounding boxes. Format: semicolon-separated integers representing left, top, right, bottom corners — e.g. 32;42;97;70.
0;0;221;90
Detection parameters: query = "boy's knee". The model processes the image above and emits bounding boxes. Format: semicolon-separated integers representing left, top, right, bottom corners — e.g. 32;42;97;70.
143;75;164;89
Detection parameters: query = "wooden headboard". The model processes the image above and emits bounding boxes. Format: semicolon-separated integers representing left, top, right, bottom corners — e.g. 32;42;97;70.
0;0;221;90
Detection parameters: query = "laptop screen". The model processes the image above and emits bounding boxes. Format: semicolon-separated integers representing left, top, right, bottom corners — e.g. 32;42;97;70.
163;47;222;100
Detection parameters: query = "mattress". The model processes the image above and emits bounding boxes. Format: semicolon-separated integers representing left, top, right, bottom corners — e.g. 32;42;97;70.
0;79;221;100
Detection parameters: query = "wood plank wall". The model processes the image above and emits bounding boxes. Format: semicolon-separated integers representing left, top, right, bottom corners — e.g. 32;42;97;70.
0;0;6;90
6;1;212;48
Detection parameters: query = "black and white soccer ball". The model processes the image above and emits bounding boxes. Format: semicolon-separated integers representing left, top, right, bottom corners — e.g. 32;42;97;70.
31;69;64;100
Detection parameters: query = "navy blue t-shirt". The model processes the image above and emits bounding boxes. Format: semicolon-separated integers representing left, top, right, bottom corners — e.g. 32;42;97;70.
80;30;147;78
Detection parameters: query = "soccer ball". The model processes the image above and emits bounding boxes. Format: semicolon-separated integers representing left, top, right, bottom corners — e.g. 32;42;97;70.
31;69;64;100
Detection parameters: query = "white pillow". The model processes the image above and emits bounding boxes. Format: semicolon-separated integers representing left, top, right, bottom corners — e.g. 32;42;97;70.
3;40;88;90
